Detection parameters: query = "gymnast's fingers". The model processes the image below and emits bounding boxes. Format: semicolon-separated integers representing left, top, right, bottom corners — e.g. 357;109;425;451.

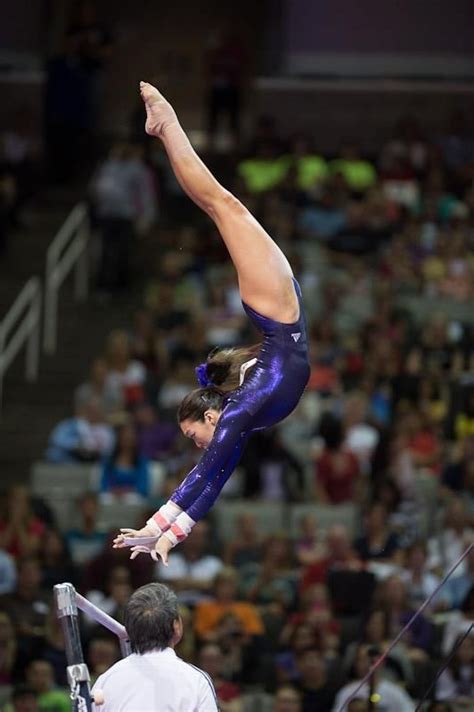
130;547;144;560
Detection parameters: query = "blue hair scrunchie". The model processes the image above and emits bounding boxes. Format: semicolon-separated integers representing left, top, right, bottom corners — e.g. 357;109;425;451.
195;363;213;388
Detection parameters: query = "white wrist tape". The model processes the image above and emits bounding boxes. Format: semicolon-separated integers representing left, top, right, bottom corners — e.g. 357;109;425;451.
147;501;181;535
163;512;196;547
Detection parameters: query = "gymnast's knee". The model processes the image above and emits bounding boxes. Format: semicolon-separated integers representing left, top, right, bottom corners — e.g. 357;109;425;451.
208;189;247;222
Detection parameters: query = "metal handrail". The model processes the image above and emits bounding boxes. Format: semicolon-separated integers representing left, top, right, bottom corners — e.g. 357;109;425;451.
0;277;42;412
44;202;90;354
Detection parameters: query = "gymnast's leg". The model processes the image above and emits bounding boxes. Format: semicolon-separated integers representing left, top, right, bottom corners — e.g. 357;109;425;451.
140;81;299;324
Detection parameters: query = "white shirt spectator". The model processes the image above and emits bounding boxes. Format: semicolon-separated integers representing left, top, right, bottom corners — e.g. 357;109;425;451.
345;423;379;474
105;360;146;400
427;528;474;577
92;647;218;711
400;568;441;610
76;418;114;456
332;679;415;712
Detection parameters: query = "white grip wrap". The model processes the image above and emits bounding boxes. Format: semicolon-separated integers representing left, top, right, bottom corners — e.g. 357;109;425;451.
146;501;181;534
164;512;196;547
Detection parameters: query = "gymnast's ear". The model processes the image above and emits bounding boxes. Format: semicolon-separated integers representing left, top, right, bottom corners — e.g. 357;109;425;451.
204;409;220;426
172;616;183;646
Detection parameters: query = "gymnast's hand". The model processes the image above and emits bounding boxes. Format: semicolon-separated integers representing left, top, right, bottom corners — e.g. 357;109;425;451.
129;534;174;565
112;524;157;549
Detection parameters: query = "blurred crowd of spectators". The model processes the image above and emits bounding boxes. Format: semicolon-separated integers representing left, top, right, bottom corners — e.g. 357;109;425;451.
1;96;474;711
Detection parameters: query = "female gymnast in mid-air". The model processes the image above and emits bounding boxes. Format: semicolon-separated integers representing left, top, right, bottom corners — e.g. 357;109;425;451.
114;81;310;564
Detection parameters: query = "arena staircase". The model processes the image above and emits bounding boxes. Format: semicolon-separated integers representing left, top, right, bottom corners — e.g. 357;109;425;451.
0;188;144;485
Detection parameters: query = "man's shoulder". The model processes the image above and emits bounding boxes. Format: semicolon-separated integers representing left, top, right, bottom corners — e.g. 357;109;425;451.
177;658;216;695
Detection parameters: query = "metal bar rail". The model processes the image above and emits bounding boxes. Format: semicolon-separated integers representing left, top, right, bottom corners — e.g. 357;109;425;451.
44;203;89;354
0;277;41;413
54;582;131;711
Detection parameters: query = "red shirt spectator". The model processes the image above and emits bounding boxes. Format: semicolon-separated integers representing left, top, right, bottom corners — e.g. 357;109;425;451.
301;525;362;593
316;449;359;504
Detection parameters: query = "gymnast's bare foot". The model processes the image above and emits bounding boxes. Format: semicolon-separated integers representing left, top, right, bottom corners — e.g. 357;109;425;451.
140;81;177;138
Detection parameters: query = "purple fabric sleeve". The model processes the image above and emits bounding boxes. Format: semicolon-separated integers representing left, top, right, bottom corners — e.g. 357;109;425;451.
170;399;252;519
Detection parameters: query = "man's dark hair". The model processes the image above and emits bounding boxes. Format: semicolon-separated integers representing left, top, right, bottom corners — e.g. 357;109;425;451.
124;583;180;654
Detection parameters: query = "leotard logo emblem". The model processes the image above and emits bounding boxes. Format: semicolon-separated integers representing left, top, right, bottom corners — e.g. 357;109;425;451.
291;332;301;342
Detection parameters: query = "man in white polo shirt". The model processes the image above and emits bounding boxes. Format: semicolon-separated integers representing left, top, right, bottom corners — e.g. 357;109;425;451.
92;583;218;711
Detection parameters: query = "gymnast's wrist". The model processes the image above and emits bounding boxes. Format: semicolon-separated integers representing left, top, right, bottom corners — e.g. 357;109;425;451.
163;513;196;547
147;501;181;534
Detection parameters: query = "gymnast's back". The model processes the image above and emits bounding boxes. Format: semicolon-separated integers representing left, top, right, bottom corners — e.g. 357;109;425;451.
226;278;310;432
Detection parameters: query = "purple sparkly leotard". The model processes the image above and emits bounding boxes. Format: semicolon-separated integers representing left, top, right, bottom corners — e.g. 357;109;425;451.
171;278;310;522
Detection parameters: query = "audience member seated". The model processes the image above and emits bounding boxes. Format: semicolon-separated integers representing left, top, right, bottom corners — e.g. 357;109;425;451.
237;142;288;194
129;309;164;374
86;637;120;684
240;534;297;611
4;684;39;712
293;514;326;568
377;575;432;661
194;567;264;643
276;621;322;685
331;643;416;712
80;531;154;595
439;547;474;612
85;565;132;627
273;685;302;712
156;359;196;416
0;558;51;670
103;329;147;407
39;529;76;590
295;648;338;712
279;585;340;667
74;358;123;419
342;608;413;688
99;422;150;502
44;396;114;464
314;413;361;505
65;493;107;567
133;402;179;463
301;524;362;593
427;498;473;577
298;187;347;242
24;659;70;712
330;142;377;193
0;487;46;560
401;541;441;610
0;548;16;595
38;612;67;687
442;585;474;656
223;513;264;570
240;430;305;501
157;520;223;606
198;643;242;712
354;501;402;565
435;632;474;706
342;391;380;475
405;409;442;477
